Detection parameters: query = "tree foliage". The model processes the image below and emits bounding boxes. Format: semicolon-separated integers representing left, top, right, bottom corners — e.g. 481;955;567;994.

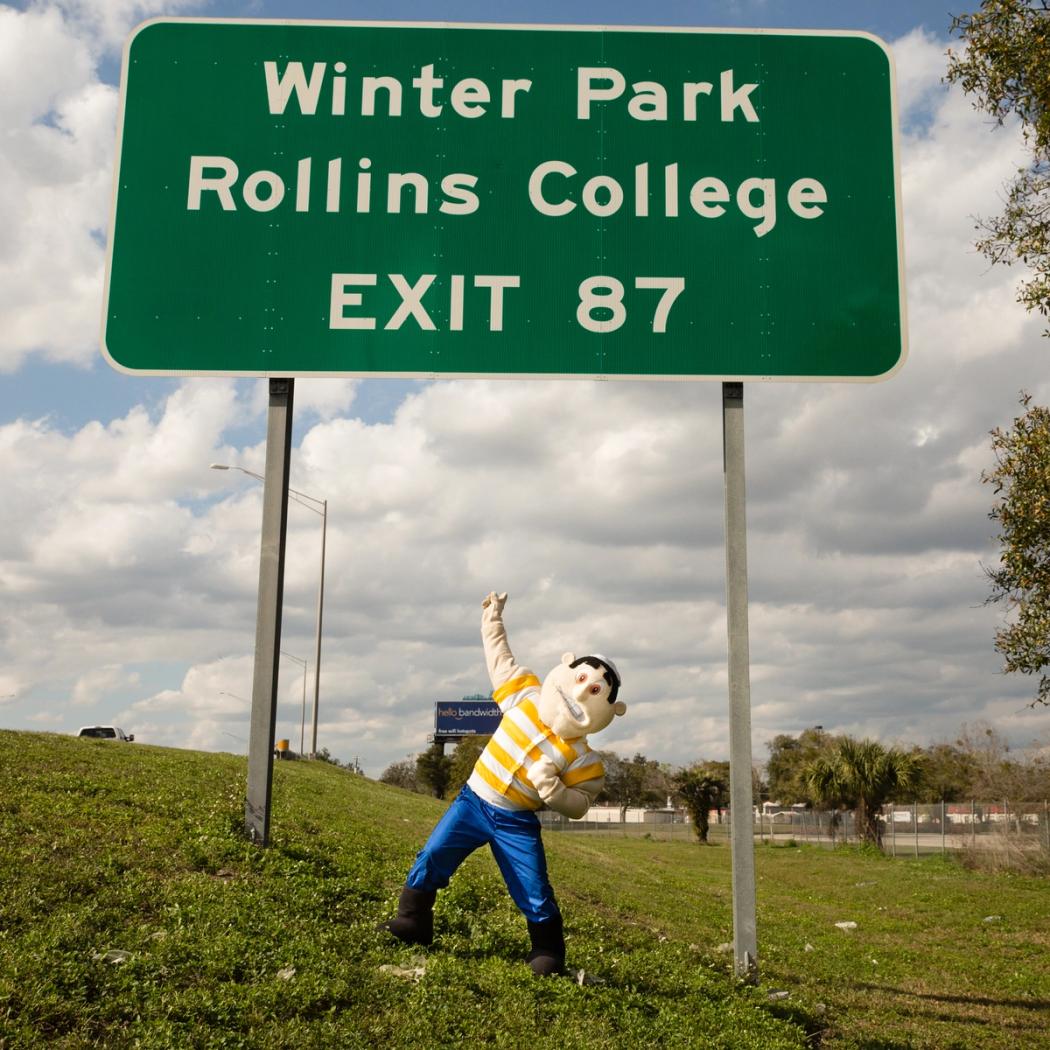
911;742;979;802
446;736;488;797
314;747;363;773
804;738;922;845
415;742;453;799
954;720;1050;799
765;727;835;804
982;393;1050;704
378;759;419;792
598;751;668;818
947;1;1050;330
673;763;729;844
766;724;1048;805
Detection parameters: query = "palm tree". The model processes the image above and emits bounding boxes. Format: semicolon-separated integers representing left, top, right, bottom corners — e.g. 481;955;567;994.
804;737;921;846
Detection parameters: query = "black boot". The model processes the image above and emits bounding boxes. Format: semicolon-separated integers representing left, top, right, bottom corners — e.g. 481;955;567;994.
379;886;436;946
526;916;565;976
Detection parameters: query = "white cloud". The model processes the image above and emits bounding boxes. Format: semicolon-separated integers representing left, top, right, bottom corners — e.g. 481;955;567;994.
0;6;115;369
0;2;210;372
72;663;140;705
249;378;362;423
28;710;67;724
40;0;209;51
132;657;253;717
892;27;949;128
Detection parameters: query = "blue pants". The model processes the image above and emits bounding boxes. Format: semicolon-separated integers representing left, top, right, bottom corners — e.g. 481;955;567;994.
405;785;561;924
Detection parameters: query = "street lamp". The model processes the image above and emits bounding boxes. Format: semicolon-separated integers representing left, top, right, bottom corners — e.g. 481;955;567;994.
280;650;308;755
211;463;328;757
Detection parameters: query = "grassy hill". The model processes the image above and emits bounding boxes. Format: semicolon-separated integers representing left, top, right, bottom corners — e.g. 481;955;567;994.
0;731;1047;1049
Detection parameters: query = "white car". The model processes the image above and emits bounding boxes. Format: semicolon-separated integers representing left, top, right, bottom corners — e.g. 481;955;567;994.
77;726;135;742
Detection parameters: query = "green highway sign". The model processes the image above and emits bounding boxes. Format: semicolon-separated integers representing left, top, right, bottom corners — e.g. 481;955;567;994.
103;20;906;380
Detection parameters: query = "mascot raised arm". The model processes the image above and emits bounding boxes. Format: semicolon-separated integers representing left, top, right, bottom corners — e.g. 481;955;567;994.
380;591;626;976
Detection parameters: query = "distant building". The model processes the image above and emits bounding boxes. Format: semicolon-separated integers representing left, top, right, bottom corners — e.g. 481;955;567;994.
569;804;688;824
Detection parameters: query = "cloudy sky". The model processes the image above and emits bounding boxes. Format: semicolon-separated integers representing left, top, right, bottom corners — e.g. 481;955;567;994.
2;0;1049;777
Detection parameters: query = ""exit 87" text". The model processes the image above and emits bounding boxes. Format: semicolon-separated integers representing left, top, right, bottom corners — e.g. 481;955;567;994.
327;273;686;333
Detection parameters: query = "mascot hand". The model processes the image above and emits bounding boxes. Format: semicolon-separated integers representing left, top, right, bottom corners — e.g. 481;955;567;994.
482;592;508;618
530;756;590;819
528;755;562;800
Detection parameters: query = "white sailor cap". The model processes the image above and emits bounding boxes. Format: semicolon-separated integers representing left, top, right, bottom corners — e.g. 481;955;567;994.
586;653;620;688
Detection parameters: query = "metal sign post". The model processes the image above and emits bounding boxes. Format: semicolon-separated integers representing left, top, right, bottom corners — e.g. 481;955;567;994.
722;381;758;979
244;377;294;846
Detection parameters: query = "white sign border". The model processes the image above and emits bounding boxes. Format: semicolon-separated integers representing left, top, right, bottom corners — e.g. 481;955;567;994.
101;18;907;384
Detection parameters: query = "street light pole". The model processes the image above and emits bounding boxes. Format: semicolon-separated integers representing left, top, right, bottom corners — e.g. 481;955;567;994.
211;463;328;758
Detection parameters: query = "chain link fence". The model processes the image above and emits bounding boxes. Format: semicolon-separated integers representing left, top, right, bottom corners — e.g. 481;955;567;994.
540;808;700;841
758;801;1050;858
540;802;1050;861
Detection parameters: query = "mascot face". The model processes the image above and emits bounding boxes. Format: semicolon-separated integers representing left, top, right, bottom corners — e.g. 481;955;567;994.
538;652;627;740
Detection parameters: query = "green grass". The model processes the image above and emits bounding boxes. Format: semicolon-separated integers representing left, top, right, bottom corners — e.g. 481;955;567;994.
1;732;1047;1049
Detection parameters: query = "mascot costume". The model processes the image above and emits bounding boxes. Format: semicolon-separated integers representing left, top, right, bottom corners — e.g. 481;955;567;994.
381;591;626;975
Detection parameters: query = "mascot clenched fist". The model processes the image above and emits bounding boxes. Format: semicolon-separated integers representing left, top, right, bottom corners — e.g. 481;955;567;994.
381;592;626;976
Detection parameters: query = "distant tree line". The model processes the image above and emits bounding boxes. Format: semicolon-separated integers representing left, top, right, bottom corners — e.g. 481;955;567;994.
764;722;1050;810
378;718;1050;849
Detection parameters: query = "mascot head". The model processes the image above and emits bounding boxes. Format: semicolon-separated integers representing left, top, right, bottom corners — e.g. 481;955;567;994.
538;652;626;740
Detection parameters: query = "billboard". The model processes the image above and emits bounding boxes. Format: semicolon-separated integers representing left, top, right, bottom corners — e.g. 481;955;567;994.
434;699;502;736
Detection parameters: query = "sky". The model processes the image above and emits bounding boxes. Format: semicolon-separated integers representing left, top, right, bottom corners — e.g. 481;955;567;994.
2;0;1049;779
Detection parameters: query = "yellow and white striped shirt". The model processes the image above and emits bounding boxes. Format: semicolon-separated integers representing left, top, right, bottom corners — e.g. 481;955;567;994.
467;672;605;812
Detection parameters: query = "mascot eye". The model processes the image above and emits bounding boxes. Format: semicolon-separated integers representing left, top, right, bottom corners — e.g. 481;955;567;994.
589;684;602;695
576;672;588;683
